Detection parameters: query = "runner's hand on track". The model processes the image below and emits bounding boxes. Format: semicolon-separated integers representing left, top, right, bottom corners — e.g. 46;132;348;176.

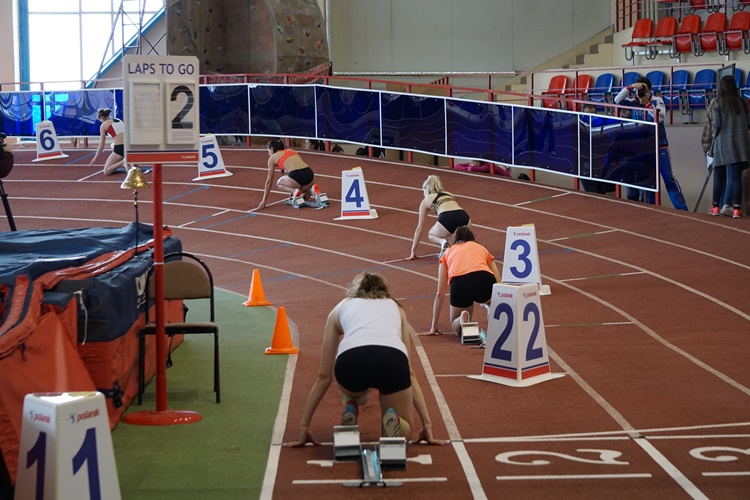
283;429;319;447
410;427;448;446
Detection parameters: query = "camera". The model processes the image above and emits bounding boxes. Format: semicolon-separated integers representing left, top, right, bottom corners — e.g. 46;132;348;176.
637;86;648;99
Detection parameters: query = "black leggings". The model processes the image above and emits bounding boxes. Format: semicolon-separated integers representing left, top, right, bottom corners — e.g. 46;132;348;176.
335;345;411;395
450;270;496;308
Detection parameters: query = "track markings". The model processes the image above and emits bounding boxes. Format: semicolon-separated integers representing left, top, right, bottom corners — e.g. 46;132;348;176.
496;473;652;481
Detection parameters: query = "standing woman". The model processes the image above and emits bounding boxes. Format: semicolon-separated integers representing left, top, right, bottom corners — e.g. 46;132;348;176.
283;272;446;446
428;226;501;337
257;139;320;210
710;75;750;218
407;175;471;260
90;108;126;175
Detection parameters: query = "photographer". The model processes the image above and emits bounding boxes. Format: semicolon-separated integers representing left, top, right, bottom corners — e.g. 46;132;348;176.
0;133;13;179
614;76;687;210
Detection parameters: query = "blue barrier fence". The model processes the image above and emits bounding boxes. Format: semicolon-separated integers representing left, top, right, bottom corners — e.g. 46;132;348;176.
0;83;658;191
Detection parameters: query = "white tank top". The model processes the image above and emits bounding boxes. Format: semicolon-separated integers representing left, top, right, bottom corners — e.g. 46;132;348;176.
336;298;407;358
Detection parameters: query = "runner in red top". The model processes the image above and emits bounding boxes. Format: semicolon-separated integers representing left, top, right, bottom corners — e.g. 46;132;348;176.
90;108;127;175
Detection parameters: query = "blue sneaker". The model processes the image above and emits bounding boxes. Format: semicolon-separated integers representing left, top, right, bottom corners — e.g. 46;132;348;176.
382;408;400;437
342;402;358;426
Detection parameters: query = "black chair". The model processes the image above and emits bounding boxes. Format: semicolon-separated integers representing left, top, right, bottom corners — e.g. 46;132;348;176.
138;252;220;404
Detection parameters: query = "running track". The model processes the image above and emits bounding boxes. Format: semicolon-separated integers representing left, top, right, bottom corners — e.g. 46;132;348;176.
6;147;750;499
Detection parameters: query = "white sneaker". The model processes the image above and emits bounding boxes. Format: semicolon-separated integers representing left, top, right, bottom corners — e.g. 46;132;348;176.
460;310;470;325
438;240;449;259
720;204;733;217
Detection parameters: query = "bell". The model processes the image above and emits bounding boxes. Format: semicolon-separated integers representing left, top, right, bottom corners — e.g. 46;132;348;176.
120;167;149;190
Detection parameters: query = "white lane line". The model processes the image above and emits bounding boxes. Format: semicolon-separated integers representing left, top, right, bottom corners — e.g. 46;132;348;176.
291;477;448;485
547;229;619;242
548;279;750;396
496;473;652;481
702;471;750;476
467;434;750;443
559;271;645;282
549;348;709;499
412;337;487;499
463;421;750;443
634;437;709;500
260;315;300;500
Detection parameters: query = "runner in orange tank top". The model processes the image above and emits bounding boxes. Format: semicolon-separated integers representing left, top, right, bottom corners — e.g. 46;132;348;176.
257;138;324;210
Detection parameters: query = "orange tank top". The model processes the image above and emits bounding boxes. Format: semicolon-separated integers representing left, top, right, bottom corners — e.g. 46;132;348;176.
277;149;299;170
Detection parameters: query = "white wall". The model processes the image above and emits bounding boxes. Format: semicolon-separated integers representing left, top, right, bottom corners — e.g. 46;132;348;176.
0;0;19;87
328;0;611;73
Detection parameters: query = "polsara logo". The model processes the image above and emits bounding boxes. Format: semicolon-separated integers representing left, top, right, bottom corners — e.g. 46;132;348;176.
500;292;513;298
30;411;51;424
523;291;537;299
75;408;101;424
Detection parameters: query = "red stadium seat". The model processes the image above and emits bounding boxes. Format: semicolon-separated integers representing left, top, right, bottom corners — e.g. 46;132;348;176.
622;18;654;62
541;75;569;109
646;16;678;58
697;12;726;54
688;0;709;12
673;14;701;58
563;74;593;110
723;11;750;54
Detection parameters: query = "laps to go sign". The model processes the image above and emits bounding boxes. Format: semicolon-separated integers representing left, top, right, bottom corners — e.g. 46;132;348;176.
124;55;200;149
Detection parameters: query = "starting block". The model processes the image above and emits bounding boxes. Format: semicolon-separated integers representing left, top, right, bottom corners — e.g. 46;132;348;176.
284;191;331;210
460;321;482;345
333;425;361;461
378;437;407;470
336;425;405;488
343;447;403;488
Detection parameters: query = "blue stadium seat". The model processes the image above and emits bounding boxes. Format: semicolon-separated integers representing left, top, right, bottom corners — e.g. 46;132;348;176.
587;73;616;109
645;70;667;96
741;71;750;100
617;71;641;99
664;69;691;112
687;68;716;110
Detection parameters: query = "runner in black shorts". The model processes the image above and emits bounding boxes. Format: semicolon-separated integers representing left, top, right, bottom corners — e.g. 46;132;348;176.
408;175;472;261
283;272;447;448
428;226;501;337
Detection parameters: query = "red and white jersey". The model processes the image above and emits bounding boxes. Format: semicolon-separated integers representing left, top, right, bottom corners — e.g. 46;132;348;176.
105;119;125;138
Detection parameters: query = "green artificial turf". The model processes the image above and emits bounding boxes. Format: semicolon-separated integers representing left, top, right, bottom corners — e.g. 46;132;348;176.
112;289;287;499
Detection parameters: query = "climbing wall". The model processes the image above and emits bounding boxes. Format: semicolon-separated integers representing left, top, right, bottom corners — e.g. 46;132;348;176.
167;0;329;75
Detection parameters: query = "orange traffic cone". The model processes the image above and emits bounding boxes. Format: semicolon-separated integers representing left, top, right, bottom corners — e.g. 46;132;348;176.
244;269;271;306
265;306;299;355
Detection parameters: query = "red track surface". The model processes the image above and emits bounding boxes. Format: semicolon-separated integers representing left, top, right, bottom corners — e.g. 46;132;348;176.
6;147;750;499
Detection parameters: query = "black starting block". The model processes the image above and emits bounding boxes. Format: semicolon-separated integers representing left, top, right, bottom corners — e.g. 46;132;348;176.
333;425;361;461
